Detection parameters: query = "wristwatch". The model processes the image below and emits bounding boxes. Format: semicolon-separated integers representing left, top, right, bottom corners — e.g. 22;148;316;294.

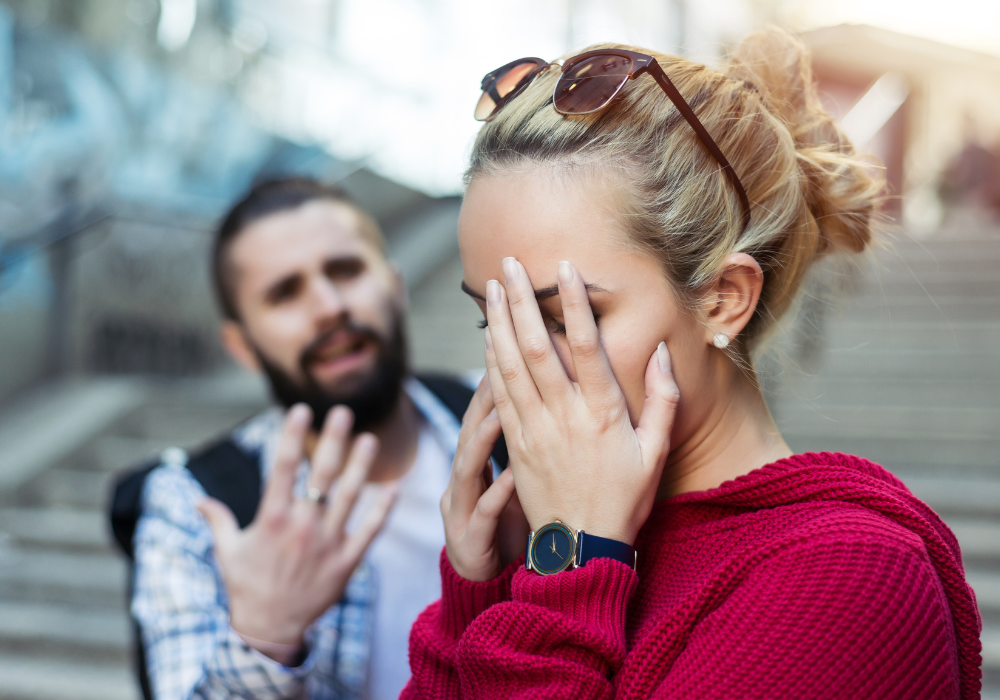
525;521;637;575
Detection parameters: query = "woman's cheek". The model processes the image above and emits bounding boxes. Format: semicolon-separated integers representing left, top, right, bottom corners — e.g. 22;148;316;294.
602;331;655;426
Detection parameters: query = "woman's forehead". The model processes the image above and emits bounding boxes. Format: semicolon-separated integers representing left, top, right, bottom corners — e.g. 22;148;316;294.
458;169;629;283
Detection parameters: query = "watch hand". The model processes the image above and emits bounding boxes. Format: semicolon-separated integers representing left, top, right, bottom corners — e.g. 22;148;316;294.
551;533;559;557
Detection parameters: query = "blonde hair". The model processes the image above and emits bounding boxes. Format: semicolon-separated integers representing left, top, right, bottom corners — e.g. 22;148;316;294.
467;27;883;348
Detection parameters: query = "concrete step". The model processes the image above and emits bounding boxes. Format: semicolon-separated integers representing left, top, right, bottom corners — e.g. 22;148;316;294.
809;320;1000;354
768;376;1000;409
116;404;260;444
782;349;1000;379
835;295;1000;321
28;469;116;510
782;435;1000;477
87;435;177;473
0;651;137;700
900;477;1000;520
0;547;127;608
0;508;110;552
0;601;130;662
776;405;1000;441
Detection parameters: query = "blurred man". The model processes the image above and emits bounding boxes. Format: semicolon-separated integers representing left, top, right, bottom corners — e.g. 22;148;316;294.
124;178;475;700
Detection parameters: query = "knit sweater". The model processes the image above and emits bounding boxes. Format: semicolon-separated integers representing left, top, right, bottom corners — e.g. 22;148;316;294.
404;453;982;699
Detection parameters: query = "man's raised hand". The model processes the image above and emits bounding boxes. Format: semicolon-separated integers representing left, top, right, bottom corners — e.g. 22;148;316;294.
198;404;398;662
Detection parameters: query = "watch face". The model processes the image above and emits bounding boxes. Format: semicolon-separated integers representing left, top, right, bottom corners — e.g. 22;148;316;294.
530;522;575;575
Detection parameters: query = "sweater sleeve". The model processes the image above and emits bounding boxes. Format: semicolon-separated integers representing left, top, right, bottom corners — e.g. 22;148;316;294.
653;531;962;700
404;549;521;700
447;558;638;699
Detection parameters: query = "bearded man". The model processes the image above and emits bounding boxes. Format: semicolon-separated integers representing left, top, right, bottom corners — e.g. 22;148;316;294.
117;178;488;700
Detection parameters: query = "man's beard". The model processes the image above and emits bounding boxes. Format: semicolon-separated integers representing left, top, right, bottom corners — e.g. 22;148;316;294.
255;311;408;434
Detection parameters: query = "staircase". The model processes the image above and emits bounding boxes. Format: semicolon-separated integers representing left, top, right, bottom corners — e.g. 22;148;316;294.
767;229;1000;696
0;373;268;700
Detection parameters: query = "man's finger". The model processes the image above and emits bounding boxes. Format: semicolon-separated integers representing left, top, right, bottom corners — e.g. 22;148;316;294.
634;341;681;474
197;497;240;554
323;433;379;536
258;404;311;519
308;406;354;497
341;482;399;565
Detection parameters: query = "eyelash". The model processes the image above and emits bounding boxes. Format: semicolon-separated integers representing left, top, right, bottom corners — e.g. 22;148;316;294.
476;316;601;336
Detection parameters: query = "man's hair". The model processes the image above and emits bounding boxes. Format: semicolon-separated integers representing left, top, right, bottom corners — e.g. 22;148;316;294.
212;177;387;320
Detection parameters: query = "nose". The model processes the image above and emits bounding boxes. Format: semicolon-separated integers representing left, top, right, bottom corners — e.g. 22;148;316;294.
310;276;347;324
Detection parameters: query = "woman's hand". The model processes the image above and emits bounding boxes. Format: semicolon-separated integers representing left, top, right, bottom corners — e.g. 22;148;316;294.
484;257;680;545
441;376;522;582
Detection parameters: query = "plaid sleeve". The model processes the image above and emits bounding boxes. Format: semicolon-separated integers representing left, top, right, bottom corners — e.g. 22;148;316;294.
131;465;319;700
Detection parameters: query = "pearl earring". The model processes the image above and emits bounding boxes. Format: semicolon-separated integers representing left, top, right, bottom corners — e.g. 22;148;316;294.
713;333;730;349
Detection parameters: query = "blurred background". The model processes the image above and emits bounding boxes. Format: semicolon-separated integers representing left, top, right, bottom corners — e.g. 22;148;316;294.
0;0;997;698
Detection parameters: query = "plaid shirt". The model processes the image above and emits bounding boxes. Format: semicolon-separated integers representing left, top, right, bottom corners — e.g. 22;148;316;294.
131;378;462;700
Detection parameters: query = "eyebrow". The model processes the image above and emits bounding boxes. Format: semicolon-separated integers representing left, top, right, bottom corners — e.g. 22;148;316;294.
460;280;609;301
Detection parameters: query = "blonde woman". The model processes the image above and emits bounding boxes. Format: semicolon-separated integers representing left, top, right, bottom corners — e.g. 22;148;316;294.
405;28;981;699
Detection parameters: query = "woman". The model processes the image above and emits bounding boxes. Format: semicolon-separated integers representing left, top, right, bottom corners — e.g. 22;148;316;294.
404;28;981;699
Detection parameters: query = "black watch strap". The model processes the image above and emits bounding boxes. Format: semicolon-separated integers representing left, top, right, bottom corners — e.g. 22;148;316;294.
575;531;636;570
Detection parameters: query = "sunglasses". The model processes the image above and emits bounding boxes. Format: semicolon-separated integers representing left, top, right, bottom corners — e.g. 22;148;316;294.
475;49;751;232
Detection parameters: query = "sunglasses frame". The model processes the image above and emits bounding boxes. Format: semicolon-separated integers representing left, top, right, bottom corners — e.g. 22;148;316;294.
477;49;751;233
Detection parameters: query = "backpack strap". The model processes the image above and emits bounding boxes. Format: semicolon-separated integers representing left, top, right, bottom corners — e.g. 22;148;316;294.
108;438;261;560
415;372;508;469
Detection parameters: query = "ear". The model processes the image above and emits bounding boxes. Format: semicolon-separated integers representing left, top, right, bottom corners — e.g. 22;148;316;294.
220;321;262;373
702;253;763;347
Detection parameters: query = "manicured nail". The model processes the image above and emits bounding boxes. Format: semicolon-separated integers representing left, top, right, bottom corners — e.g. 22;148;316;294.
486;407;498;421
290;404;312;425
484;327;493;350
486;279;501;307
657;341;670;374
502;257;519;285
330;406;353;430
558;261;574;287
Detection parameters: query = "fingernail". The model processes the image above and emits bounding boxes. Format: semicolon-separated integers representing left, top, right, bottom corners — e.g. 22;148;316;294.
486;407;498;421
290;403;311;424
558;260;574;287
330;406;352;430
502;257;519;285
657;341;670;374
484;326;493;350
486;279;501;307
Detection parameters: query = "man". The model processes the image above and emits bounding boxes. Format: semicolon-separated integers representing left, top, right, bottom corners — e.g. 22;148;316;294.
127;178;472;700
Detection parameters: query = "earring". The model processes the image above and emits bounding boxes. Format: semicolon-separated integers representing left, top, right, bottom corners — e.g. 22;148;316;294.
713;333;730;349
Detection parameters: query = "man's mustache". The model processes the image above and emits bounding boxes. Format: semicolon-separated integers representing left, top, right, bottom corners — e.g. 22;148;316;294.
299;322;385;371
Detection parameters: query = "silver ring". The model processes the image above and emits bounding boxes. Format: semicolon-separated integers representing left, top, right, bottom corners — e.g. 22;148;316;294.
305;486;327;505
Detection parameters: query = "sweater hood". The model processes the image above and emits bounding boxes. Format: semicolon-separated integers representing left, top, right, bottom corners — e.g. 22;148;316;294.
661;452;983;698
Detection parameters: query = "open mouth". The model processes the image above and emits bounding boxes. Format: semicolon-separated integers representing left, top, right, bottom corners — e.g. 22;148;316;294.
306;332;376;378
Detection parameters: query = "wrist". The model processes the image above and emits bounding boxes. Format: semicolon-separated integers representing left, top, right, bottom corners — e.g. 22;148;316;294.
525;521;636;575
229;607;306;650
234;629;305;666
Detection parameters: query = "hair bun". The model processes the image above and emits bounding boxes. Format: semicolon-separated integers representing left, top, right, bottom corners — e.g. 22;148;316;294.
727;26;883;256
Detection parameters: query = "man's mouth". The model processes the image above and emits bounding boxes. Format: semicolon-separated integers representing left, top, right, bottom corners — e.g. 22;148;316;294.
306;331;377;379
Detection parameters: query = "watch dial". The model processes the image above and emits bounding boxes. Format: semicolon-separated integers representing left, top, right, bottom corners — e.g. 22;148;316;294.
531;524;574;575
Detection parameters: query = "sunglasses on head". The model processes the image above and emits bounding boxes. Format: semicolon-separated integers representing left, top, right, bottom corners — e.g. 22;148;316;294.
475;49;751;233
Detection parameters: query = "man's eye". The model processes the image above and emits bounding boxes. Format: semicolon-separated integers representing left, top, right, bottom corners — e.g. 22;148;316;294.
326;259;364;280
268;280;301;303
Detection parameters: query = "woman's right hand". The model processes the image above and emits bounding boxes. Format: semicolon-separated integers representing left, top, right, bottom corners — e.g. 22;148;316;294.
441;376;519;582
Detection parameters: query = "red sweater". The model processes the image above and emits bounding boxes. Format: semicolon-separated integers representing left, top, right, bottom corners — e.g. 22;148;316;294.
404;453;982;699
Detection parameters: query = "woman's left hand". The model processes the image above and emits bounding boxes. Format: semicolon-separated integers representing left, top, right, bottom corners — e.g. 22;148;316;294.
484;257;680;546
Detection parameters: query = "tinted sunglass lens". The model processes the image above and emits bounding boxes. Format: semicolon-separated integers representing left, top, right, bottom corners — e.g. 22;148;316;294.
475;61;542;121
553;54;631;115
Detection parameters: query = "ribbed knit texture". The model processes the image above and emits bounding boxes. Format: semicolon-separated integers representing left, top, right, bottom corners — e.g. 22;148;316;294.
404;453;982;699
